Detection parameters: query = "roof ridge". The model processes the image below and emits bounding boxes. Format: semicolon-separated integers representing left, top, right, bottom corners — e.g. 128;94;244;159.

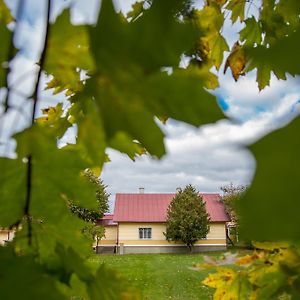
115;192;220;195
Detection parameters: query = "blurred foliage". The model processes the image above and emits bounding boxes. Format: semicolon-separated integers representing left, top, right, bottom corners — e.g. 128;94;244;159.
238;116;300;242
0;0;300;298
202;243;300;300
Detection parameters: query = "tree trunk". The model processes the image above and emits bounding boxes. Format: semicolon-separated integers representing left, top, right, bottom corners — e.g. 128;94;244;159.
96;237;99;254
226;230;235;247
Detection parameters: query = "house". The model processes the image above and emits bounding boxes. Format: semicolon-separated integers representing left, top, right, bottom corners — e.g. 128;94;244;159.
97;192;230;254
0;228;14;245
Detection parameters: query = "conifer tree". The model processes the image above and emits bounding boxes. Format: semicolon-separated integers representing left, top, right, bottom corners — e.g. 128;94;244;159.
165;185;210;251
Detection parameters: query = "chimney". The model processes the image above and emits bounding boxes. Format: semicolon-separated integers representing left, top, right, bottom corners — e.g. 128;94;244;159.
139;187;145;194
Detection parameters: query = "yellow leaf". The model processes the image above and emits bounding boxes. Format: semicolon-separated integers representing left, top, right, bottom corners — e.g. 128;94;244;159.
236;253;259;266
252;241;289;251
224;41;246;81
90;167;102;177
202;268;237;288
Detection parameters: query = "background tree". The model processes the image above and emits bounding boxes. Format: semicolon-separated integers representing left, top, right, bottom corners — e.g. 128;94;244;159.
221;183;246;226
83;223;105;254
220;183;247;245
69;169;110;223
68;168;109;253
165;185;210;252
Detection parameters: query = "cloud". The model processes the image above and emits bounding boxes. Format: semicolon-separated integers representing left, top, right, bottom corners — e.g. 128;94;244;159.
102;117;255;199
215;71;300;121
102;85;300;207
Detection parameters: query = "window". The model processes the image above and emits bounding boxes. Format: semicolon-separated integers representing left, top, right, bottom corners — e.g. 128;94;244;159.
139;228;152;239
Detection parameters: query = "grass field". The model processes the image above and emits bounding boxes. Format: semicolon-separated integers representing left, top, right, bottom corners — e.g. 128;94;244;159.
88;252;224;300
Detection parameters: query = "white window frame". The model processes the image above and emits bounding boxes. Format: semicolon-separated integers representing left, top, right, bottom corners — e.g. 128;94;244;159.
138;227;152;239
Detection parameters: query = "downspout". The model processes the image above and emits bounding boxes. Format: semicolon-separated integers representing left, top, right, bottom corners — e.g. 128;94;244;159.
116;222;119;254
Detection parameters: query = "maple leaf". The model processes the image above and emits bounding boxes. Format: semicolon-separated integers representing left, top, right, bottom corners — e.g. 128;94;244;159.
226;0;246;23
224;42;246;81
240;17;262;46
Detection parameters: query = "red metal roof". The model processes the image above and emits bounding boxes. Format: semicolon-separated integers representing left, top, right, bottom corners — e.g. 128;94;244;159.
97;214;117;226
102;214;114;220
113;193;230;222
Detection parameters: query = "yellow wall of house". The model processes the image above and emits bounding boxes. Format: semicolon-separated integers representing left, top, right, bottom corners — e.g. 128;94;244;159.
117;222;226;246
119;223;166;241
104;226;118;241
206;223;226;239
0;229;14;245
98;226;117;245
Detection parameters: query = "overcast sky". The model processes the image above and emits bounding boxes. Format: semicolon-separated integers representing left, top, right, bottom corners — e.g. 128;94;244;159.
1;0;300;206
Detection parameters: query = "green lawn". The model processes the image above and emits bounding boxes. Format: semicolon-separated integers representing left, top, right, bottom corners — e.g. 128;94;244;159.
88;252;224;300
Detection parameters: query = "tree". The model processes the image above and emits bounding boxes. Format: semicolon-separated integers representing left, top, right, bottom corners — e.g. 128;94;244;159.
221;183;247;226
83;223;105;254
220;183;247;245
0;0;300;298
68;169;109;253
69;169;110;223
165;185;210;251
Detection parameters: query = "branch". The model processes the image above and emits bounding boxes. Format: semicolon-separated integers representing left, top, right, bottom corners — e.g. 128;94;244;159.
3;0;26;113
0;1;26;152
31;0;52;123
25;0;52;245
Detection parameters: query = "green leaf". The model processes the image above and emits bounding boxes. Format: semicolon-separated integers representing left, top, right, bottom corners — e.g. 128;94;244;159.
0;20;12;87
45;9;94;95
47;243;93;284
0;158;26;227
276;0;300;28
36;103;72;139
193;4;224;34
82;0;223;158
108;132;146;160
76;99;107;167
15;209;91;260
51;244;132;299
127;2;144;21
15;126;97;211
209;33;229;70
77;77;166;158
85;0;199;158
0;246;65;300
256;63;271;91
260;0;299;45
255;272;287;300
0;0;14;24
91;0;196;73
238;116;300;241
226;0;246;23
145;67;224;126
247;29;300;77
193;4;225;69
0;125;100;258
88;264;132;300
240;17;262;46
